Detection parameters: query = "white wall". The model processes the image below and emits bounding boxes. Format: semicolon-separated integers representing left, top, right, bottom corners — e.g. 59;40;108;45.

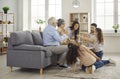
0;0;18;31
17;0;23;31
0;0;30;31
104;33;120;53
62;0;92;27
18;0;29;31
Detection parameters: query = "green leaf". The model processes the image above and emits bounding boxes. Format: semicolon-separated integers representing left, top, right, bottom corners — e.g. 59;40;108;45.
112;24;119;30
35;19;45;25
2;6;9;11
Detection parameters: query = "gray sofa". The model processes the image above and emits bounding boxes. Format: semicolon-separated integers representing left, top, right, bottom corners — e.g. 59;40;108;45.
7;31;60;75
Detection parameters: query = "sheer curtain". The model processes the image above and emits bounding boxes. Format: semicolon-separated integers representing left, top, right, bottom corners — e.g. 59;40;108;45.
48;0;62;19
31;0;62;31
95;0;114;32
31;0;45;31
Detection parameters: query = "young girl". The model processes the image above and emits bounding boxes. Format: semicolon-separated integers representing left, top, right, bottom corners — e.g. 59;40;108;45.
66;41;115;74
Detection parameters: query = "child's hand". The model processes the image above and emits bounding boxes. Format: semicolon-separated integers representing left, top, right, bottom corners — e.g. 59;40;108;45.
96;57;101;61
83;33;88;37
72;63;77;72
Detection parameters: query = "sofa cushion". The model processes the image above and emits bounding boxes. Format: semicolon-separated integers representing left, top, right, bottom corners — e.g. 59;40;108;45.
11;31;34;46
32;31;43;45
13;44;52;57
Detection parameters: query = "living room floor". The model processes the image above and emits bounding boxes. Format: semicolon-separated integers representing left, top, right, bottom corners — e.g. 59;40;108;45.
0;53;120;79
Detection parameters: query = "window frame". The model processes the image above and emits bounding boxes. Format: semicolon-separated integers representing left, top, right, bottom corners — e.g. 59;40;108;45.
93;0;119;33
30;0;62;31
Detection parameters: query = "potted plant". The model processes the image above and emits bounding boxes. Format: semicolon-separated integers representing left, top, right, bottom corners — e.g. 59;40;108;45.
35;19;45;31
2;6;10;14
112;24;119;33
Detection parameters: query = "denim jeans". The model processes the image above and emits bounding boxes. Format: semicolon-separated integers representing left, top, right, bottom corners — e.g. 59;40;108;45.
94;60;110;69
95;51;103;59
82;60;110;71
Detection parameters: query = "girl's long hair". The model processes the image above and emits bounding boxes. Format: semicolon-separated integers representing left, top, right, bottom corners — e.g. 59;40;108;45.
96;28;104;44
66;42;79;65
70;21;80;40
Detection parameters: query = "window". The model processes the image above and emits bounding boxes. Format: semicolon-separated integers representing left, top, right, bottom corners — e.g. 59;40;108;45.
94;0;120;32
31;0;62;31
48;0;62;19
31;0;45;31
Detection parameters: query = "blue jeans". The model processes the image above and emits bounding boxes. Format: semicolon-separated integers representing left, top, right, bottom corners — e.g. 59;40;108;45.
94;60;110;69
95;51;103;59
82;60;110;71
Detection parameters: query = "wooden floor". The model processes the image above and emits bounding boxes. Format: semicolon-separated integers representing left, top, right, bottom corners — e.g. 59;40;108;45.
0;53;120;79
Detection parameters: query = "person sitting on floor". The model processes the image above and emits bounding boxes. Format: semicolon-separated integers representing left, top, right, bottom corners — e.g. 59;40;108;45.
80;27;104;59
66;41;116;74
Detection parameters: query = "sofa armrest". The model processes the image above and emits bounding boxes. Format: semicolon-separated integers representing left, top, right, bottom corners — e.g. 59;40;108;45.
13;44;52;57
8;38;14;49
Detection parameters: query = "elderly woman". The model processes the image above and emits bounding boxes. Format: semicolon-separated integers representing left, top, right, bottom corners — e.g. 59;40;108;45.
57;18;68;35
57;18;69;44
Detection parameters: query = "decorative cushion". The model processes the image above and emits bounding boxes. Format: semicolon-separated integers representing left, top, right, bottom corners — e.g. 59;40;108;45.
10;31;34;46
32;31;43;45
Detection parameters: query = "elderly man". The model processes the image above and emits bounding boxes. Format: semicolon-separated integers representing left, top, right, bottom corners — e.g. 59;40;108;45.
43;17;68;67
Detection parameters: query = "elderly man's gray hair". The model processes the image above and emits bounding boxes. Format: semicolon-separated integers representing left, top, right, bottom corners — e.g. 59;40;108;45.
48;17;57;25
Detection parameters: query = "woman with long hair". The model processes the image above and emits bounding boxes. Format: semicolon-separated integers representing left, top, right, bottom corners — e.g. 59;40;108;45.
66;41;115;74
80;28;104;59
93;28;104;58
69;21;80;41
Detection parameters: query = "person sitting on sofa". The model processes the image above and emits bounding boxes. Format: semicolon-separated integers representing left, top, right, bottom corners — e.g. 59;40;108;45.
57;18;69;45
43;17;68;68
66;40;115;74
57;18;68;35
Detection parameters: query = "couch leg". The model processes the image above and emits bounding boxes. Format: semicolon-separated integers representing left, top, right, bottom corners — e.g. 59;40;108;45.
40;68;43;76
10;66;13;72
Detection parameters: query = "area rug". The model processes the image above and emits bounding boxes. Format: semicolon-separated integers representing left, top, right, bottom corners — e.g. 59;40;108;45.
55;62;119;79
